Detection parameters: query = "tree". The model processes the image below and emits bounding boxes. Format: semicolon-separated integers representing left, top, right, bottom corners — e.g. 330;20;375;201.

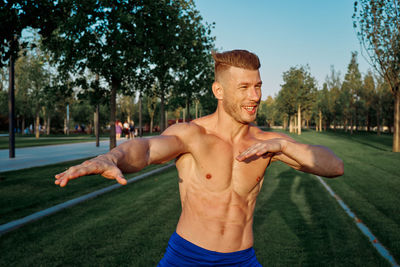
15;48;51;139
362;71;376;132
353;0;400;151
1;0;61;157
42;1;145;149
277;66;316;134
342;52;363;134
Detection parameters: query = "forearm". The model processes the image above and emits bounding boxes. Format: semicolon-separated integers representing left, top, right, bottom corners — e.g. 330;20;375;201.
100;138;150;173
282;139;344;178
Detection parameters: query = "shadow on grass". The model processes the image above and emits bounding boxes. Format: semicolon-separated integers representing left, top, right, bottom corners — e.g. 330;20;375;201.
254;166;389;266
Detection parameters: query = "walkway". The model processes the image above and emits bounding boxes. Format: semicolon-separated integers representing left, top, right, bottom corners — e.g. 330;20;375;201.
0;139;128;172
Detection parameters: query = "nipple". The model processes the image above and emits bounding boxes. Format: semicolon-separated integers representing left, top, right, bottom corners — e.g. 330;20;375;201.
256;176;261;182
206;173;212;179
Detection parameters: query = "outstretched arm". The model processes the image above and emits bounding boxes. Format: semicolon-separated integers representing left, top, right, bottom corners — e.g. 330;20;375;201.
55;124;187;187
236;134;343;178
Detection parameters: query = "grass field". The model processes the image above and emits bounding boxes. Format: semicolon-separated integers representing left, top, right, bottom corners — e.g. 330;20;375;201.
0;133;160;149
0;160;171;224
0;135;107;149
0;130;399;266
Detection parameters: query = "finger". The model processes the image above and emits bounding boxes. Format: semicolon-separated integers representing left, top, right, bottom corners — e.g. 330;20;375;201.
102;167;126;183
116;176;128;185
55;170;68;179
237;145;267;161
60;177;69;187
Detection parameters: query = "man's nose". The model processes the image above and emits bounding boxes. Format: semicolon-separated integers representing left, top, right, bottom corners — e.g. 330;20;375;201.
248;87;261;101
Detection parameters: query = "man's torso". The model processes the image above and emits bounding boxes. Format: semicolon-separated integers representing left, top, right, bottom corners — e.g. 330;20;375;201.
173;116;278;252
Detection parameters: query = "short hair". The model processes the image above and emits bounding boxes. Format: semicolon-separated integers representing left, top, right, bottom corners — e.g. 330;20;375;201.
212;49;260;81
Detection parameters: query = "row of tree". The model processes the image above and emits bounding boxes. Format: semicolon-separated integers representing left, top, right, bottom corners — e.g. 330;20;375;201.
1;0;216;154
257;52;394;136
1;0;399;153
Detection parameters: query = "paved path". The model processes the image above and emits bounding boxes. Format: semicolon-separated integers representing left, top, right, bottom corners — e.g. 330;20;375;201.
0;139;128;172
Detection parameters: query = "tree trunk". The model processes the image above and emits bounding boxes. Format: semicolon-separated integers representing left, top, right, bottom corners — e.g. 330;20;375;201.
8;45;15;158
160;90;165;132
64;117;67;135
165;110;168;128
110;77;118;150
377;108;381;136
186;97;190;121
289;115;292;133
195;100;199;119
95;104;99;147
47;115;51;135
150;114;154;134
22;117;25;135
350;117;353;135
344;118;348;133
35;111;40;139
283;115;288;130
319;109;322;132
393;90;400;152
66;104;70;135
139;92;143;137
183;108;186;123
297;104;301;135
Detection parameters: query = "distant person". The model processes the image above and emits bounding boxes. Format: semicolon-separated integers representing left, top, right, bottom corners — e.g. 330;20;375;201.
129;121;135;139
123;121;130;139
55;50;343;266
115;120;123;140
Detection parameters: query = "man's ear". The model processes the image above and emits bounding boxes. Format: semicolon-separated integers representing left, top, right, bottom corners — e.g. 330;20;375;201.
212;81;223;100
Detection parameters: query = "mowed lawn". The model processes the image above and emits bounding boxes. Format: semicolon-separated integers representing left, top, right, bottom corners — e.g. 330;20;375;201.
0;130;398;266
289;130;400;263
0;135;108;149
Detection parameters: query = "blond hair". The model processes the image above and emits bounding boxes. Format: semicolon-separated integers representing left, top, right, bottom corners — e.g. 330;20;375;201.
212;50;260;81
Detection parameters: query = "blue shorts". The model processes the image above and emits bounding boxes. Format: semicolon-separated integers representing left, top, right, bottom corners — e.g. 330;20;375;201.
158;232;262;266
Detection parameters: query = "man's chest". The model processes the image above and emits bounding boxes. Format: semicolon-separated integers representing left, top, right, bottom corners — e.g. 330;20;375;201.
177;134;271;195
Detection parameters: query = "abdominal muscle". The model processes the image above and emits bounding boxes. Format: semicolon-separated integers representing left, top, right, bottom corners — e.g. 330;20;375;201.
175;174;259;253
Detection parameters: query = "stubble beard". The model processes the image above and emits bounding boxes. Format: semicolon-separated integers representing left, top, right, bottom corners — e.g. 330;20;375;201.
223;98;255;124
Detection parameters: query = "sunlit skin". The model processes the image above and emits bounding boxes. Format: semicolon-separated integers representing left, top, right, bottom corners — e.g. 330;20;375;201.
55;65;344;253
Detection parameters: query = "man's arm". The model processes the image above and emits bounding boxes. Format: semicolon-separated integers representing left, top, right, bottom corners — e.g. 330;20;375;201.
236;134;344;178
55;124;188;187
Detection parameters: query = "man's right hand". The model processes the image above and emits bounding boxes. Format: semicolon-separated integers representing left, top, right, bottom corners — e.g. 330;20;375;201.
54;155;128;187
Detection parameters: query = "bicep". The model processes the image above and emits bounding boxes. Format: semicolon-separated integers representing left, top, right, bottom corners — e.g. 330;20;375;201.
266;132;303;170
271;152;302;170
148;135;186;164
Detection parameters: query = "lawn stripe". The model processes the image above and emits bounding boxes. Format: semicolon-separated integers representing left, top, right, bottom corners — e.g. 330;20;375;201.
316;175;399;267
0;163;174;236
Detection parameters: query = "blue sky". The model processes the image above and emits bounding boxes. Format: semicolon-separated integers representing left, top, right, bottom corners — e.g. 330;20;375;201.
195;0;371;100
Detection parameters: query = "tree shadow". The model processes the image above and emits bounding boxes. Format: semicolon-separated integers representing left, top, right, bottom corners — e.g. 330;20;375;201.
253;168;341;265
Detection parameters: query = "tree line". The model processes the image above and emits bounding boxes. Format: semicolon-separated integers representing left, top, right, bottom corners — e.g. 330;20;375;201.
1;0;216;151
1;0;399;153
257;52;394;136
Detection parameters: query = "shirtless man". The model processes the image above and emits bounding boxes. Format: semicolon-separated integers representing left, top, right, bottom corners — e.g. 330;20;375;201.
55;50;343;266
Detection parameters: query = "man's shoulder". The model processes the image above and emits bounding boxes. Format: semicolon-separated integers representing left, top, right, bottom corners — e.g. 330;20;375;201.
162;120;205;139
252;127;291;140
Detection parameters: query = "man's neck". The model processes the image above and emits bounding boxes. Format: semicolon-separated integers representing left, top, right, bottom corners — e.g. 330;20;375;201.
212;106;251;143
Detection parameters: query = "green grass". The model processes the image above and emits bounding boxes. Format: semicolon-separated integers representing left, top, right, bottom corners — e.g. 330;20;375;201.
287;129;400;263
0;130;398;266
0;162;389;266
0;133;159;149
0;159;171;224
0;135;108;149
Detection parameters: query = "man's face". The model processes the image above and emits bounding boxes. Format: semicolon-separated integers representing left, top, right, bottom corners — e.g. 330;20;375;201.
219;66;262;124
